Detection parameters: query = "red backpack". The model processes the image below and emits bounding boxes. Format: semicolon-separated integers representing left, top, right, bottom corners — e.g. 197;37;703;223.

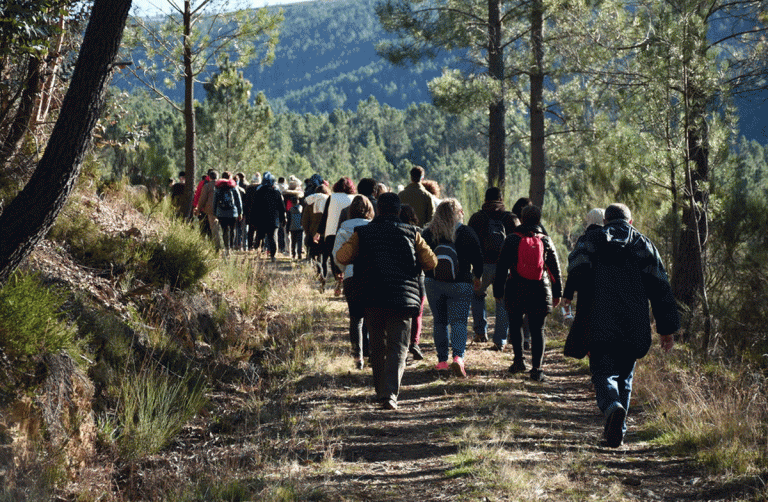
515;232;545;280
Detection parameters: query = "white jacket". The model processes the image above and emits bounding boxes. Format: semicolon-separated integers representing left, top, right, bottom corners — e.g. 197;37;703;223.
324;192;355;238
332;217;370;278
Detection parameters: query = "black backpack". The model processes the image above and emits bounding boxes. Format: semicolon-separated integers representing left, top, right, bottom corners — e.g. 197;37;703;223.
433;242;459;282
485;215;506;263
216;187;235;212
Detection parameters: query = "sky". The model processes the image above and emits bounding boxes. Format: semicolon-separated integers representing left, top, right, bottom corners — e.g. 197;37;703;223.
130;0;305;17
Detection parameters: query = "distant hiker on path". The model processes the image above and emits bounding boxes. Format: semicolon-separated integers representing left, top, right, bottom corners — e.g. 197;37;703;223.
336;193;437;410
398;165;434;227
467;187;518;348
563;203;679;447
493;205;562;382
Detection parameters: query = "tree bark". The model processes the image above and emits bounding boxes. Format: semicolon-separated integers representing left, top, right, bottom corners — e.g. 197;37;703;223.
183;0;197;219
0;56;42;169
528;0;546;208
488;0;505;195
0;0;132;286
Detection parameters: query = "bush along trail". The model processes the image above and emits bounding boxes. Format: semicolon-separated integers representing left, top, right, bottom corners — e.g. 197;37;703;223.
148;254;742;502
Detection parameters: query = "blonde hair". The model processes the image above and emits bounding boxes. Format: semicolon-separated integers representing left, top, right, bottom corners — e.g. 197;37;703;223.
428;198;463;242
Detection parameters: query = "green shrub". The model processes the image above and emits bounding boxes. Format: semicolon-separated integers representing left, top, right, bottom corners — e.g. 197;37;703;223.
0;272;75;359
115;364;207;461
148;222;216;289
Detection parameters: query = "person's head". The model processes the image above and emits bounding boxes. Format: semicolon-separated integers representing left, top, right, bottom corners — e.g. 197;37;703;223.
429;198;463;242
399;204;419;226
207;168;216;178
375;182;389;198
349;195;375;220
520;205;542;227
236;172;246;182
251;172;261;184
357;177;377;197
221;171;231;180
585;208;605;227
333;177;357;194
422;179;441;198
208;170;219;181
511;197;532;217
178;171;185;181
604;203;632;224
409;166;425;183
377;192;401;217
485;187;502;202
316;183;331;196
278;176;285;184
262;171;276;187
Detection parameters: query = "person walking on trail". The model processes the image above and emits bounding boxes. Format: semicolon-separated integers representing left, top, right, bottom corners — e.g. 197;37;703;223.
467;187;518;348
422;198;484;379
562;203;679;448
493;205;563;382
398;165;434;227
562;207;605;348
332;195;375;370
399;204;426;361
248;172;286;262
213;171;243;257
196;170;222;250
317;177;356;296
336;193;437;410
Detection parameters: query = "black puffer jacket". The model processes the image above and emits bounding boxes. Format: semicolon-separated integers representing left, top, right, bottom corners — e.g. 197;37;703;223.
566;219;680;359
422;224;483;284
355;215;423;312
493;224;563;315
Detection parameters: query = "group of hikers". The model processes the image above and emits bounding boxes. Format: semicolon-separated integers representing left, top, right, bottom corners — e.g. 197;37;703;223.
176;164;680;449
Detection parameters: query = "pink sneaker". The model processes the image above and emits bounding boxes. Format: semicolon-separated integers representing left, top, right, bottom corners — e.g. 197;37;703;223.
451;356;467;378
435;361;449;371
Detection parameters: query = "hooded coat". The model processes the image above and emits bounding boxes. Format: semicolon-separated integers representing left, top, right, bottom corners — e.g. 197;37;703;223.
565;219;680;359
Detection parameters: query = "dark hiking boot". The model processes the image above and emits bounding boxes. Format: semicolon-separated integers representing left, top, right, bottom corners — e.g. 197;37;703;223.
409;344;424;360
530;368;546;382
604;404;627;448
508;359;526;374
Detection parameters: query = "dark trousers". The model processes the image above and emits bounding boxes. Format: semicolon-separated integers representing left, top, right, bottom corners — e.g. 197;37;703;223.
506;303;548;370
364;307;412;405
218;217;237;250
290;230;304;258
344;277;369;360
256;227;278;257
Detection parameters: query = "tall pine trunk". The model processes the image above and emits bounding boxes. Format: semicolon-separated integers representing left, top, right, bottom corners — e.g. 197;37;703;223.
529;0;546;208
488;0;505;194
0;0;132;286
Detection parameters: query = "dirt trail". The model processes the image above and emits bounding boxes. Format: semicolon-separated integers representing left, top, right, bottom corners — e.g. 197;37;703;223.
278;260;718;502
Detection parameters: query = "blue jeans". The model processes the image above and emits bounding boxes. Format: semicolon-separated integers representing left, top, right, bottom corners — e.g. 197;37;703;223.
425;278;473;361
471;263;509;346
590;349;636;434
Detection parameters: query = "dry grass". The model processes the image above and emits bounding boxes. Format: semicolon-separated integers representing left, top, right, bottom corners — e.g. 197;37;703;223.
635;344;768;478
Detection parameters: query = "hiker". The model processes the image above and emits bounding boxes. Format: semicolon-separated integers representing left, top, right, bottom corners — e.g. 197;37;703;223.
336;192;437;410
332;195;375;369
399;204;425;361
196;170;222;250
213;171;243;256
317;177;356;295
510;197;533;351
467;187;518;348
493;205;563;382
302;183;330;284
562;203;678;447
398;165;434;227
248;172;285;262
422;198;483;378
